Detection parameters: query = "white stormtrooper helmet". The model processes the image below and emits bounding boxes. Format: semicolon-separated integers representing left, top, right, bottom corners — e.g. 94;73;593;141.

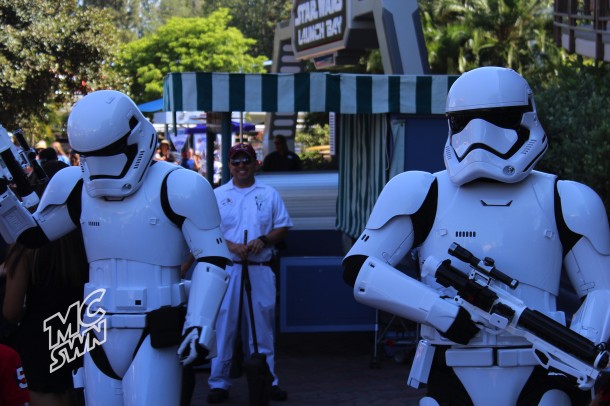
444;67;548;185
67;90;157;198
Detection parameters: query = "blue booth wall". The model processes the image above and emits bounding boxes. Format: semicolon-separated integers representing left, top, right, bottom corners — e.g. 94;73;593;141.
396;115;447;173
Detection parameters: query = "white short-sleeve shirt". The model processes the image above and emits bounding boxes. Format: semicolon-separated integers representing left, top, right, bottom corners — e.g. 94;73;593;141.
214;178;293;262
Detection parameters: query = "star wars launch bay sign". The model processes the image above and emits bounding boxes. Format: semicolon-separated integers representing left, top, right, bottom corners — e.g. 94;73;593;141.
292;0;347;59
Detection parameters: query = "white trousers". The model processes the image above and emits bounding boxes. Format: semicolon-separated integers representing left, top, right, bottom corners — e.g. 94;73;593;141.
208;264;278;390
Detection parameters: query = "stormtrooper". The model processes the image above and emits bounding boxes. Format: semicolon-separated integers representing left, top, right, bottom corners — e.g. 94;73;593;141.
0;90;232;405
343;67;610;405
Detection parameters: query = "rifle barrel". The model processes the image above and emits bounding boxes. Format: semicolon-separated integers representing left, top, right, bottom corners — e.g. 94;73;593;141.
518;308;606;366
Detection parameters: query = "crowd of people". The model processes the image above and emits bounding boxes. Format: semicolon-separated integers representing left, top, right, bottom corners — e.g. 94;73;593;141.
151;133;302;188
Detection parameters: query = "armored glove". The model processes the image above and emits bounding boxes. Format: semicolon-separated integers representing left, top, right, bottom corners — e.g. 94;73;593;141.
177;327;209;366
439;306;480;345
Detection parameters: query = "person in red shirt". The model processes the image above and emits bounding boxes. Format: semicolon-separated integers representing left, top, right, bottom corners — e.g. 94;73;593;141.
0;343;30;406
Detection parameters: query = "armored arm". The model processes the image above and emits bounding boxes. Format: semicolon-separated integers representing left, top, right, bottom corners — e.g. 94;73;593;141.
557;180;610;348
343;171;478;345
0;181;38;244
166;169;231;364
0;125;46;209
0;138;80;247
0;126;41;243
343;171;435;285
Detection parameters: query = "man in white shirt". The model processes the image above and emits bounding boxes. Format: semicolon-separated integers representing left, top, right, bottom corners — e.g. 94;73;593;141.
208;143;293;404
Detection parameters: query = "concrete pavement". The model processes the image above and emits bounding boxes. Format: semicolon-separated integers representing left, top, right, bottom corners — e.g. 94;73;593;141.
189;331;426;405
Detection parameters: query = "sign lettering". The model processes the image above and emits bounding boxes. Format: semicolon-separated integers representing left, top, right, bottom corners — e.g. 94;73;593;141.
293;0;347;56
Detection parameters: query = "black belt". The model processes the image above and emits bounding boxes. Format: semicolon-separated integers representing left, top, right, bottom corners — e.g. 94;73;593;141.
233;260;272;267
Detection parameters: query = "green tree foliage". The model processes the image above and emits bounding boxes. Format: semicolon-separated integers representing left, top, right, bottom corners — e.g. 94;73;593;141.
296;113;336;170
421;0;558;76
118;8;267;103
534;60;610;213
198;0;292;61
155;0;290;61
0;0;127;137
158;0;206;20
296;122;329;150
81;0;162;40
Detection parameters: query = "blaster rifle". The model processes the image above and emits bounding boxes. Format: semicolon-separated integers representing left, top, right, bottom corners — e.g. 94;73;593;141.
422;242;609;390
0;125;48;208
13;129;48;186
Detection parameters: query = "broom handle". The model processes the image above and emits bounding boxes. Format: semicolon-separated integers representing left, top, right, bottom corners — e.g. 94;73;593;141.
243;230;260;354
228;255;245;377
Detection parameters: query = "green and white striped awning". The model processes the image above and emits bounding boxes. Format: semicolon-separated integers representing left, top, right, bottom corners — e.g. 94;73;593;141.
163;72;458;114
163;71;458;240
337;114;390;239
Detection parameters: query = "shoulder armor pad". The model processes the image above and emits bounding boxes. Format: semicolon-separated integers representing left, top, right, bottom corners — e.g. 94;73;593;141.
36;166;82;212
558;180;610;254
167;169;220;230
367;171;435;230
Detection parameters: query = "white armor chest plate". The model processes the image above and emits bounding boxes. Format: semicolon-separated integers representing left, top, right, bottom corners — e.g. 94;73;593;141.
419;171;564;345
80;163;189;266
81;163;189;313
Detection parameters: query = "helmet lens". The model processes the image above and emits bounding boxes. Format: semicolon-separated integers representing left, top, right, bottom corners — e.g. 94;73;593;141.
448;106;531;135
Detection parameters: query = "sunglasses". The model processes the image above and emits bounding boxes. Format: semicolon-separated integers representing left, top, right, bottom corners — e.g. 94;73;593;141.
230;157;253;166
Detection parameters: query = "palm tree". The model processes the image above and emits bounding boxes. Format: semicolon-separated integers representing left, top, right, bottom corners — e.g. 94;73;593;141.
421;0;558;75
